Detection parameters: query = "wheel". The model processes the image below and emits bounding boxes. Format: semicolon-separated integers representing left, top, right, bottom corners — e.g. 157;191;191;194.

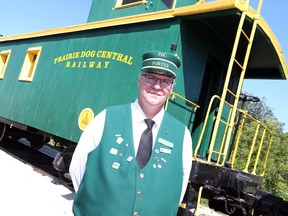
0;123;6;142
52;145;76;186
29;135;48;150
58;171;73;185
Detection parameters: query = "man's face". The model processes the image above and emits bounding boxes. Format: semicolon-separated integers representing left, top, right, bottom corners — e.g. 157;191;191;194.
138;72;174;108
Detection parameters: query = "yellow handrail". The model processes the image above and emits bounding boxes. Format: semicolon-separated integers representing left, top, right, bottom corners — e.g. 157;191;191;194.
232;110;273;176
194;95;236;164
252;128;266;175
165;92;200;111
230;109;248;166
195;95;273;175
194;95;218;161
216;107;232;164
243;123;261;173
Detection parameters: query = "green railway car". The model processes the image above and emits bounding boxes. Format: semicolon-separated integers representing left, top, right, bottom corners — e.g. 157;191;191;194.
0;0;287;215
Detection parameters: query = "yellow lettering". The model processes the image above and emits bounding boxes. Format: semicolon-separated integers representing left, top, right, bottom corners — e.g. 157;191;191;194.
97;51;102;58
122;55;128;63
96;62;102;68
55;51;133;69
89;62;96;68
117;53;123;61
104;62;110;68
112;52;118;60
127;56;133;65
91;51;96;57
106;51;112;59
66;53;71;60
74;52;80;58
101;51;107;58
54;52;81;64
80;51;86;58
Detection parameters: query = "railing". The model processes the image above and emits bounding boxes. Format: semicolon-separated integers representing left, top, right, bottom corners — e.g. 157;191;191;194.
194;95;273;176
193;95;234;164
230;109;273;176
165;92;200;113
165;92;200;132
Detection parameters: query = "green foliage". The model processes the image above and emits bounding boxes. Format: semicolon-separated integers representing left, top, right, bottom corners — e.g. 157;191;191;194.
263;132;288;200
237;94;288;200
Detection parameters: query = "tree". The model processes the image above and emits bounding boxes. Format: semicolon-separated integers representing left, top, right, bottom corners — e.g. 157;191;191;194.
239;94;288;200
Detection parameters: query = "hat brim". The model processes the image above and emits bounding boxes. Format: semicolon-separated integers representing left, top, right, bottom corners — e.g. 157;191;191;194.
142;67;176;77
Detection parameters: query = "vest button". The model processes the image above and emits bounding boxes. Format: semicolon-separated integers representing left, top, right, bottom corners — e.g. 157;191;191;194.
139;173;144;178
134;211;140;216
137;191;143;197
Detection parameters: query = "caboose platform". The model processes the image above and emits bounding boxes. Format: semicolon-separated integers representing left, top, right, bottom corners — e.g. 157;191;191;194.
0;148;74;216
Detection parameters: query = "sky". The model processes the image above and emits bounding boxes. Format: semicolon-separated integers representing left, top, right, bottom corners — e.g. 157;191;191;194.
0;0;287;132
242;0;288;133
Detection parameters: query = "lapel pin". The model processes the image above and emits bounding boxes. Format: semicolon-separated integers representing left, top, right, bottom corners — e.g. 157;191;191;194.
116;137;124;144
112;162;120;169
127;156;133;162
110;148;118;155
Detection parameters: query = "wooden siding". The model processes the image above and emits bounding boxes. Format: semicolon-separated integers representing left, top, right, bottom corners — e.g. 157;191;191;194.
0;19;192;142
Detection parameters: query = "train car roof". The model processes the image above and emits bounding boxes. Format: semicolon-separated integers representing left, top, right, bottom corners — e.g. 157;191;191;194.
0;0;287;79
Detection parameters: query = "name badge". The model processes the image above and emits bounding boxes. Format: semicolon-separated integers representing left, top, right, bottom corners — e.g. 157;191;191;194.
158;138;174;148
160;147;171;154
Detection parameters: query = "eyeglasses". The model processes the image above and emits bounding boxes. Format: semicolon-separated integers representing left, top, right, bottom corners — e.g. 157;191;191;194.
141;73;174;88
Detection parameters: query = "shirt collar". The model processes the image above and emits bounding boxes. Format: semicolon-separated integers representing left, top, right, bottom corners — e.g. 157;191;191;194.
132;99;164;129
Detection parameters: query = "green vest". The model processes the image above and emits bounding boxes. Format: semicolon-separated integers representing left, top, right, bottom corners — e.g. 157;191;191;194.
73;104;186;216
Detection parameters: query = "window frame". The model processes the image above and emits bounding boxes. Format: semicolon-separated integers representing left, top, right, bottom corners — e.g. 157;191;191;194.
0;50;12;79
114;0;147;9
18;46;42;82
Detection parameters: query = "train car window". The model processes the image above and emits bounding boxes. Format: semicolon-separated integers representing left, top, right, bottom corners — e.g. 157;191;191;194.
114;0;146;9
0;50;12;79
161;0;176;9
18;47;42;82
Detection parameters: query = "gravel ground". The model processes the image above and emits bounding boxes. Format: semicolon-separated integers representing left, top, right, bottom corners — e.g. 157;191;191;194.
197;206;227;216
0;147;227;216
0;148;74;216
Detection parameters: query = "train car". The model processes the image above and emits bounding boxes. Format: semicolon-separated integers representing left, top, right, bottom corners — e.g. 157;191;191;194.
0;0;287;215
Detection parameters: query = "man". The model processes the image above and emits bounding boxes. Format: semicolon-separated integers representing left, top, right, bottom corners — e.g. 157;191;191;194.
69;51;193;216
